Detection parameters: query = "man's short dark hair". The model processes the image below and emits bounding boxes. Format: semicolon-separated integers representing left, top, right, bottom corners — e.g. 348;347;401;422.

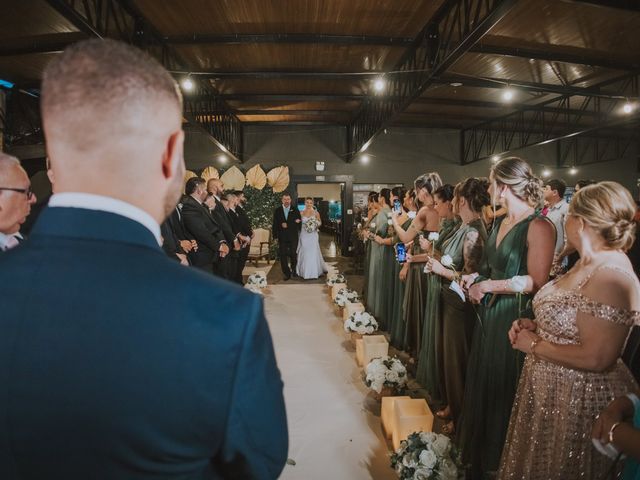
233;190;244;196
576;179;596;190
185;177;205;196
546;179;567;198
282;193;291;198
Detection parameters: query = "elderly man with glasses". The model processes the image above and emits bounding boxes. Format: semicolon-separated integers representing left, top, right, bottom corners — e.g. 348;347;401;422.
0;152;36;252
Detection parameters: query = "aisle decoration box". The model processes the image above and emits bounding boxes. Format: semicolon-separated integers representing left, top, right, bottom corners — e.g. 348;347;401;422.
391;398;434;451
331;283;347;300
361;335;389;366
381;395;411;439
355;337;365;366
342;302;365;321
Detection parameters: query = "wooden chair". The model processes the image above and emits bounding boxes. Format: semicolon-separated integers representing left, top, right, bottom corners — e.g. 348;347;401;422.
248;228;272;267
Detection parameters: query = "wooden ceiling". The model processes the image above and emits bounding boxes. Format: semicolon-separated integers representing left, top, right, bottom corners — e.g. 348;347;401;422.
0;0;639;134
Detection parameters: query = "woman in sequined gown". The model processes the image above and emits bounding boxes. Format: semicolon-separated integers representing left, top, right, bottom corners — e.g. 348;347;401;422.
416;184;459;401
498;182;640;480
457;158;556;479
392;173;443;357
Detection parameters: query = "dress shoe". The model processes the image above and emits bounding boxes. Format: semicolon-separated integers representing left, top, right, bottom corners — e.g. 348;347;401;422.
284;275;291;281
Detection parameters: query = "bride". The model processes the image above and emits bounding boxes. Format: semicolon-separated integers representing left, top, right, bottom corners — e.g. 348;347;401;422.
296;197;329;279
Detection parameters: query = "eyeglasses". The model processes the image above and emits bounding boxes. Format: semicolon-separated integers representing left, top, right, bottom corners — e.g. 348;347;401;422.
0;186;34;200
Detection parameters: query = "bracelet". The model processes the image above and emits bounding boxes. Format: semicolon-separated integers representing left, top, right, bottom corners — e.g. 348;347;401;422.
608;421;623;445
530;337;542;358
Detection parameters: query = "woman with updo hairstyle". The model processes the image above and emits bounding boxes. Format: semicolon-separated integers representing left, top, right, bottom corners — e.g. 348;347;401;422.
391;172;446;357
421;177;490;435
365;188;392;322
457;157;556;478
416;184;460;397
498;181;640;480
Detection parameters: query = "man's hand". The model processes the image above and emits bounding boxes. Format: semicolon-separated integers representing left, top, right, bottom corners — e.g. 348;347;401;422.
281;222;288;229
233;239;241;251
190;240;198;252
295;218;301;224
219;243;230;258
180;240;193;253
176;253;189;266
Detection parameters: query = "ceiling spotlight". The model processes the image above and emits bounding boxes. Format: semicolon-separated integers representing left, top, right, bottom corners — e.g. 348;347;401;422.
491;155;500;163
502;87;514;102
542;168;551;178
360;154;370;164
181;78;194;91
219;154;228;164
450;82;463;87
623;102;635;114
373;77;386;93
569;167;578;175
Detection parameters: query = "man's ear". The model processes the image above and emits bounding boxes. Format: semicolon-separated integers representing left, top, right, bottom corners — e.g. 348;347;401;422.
162;130;185;179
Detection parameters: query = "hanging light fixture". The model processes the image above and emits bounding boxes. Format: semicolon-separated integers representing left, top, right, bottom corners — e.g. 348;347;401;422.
569;167;578;175
181;77;194;91
502;86;514;102
373;77;386;93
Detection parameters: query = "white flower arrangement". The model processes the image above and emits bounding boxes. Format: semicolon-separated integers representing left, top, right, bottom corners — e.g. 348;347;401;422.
244;284;264;295
427;232;440;242
370;222;377;230
387;219;394;226
334;288;360;307
326;273;346;286
391;431;463;480
344;311;378;335
364;356;407;394
440;254;453;268
303;216;320;234
247;272;267;289
508;275;527;293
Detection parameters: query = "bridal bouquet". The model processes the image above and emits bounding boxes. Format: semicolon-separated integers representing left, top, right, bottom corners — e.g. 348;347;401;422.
247;272;268;289
364;356;407;394
326;273;346;286
391;431;463;480
334;288;360;307
344;311;378;335
303;216;319;234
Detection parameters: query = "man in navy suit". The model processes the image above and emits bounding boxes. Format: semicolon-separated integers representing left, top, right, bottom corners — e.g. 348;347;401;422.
0;39;287;479
272;193;302;280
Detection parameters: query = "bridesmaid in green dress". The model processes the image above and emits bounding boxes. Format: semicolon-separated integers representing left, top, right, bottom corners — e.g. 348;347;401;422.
392;173;443;358
415;184;460;401
457;158;555;479
389;189;418;348
371;188;395;331
373;187;408;334
424;178;490;435
362;192;379;304
367;189;392;325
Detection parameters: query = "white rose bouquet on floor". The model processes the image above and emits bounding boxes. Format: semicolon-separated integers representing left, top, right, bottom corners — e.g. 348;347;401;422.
344;311;378;335
364;356;407;394
326;273;346;286
334;288;359;307
303;216;320;234
247;272;267;289
391;431;463;480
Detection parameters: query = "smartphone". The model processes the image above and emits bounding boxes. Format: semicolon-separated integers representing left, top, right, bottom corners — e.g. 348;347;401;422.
396;242;407;264
393;199;402;214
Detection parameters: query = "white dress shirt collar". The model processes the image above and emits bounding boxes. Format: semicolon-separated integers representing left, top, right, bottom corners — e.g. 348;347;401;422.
0;232;20;251
49;192;162;245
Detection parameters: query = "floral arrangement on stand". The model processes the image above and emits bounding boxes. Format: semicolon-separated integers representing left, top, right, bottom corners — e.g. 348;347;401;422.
390;431;463;480
327;273;346;286
246;272;268;293
344;311;378;336
364;356;407;395
334;288;360;307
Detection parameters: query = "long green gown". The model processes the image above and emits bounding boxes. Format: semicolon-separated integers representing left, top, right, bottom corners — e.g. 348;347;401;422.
457;213;539;478
415;217;460;401
366;206;391;320
389;218;412;348
438;219;487;425
362;219;373;302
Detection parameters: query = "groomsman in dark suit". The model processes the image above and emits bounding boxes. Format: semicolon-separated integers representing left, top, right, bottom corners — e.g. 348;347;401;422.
234;190;253;283
207;179;240;280
0;39;287;479
0;153;37;253
181;177;229;273
272;193;302;280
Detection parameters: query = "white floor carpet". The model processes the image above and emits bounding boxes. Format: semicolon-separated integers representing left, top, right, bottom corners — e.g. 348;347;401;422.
263;284;396;480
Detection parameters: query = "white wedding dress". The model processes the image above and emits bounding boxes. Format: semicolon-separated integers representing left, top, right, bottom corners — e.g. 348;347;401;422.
296;215;328;279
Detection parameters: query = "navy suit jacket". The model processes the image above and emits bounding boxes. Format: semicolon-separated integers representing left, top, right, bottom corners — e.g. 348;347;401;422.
0;207;288;479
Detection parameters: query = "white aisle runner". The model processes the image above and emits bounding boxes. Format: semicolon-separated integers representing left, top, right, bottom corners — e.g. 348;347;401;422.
263;284;396;480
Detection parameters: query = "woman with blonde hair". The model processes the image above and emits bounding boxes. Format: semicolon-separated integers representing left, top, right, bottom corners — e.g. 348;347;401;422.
498;181;640;479
457;157;555;478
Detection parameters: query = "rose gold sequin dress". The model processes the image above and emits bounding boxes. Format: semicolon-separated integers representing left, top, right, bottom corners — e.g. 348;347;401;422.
498;266;640;480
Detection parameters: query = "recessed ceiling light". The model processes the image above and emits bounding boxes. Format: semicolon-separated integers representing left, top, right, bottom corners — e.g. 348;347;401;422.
374;77;386;93
181;78;194;91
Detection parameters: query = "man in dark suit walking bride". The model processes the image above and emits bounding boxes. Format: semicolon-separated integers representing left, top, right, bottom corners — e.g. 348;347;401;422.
272;193;302;280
